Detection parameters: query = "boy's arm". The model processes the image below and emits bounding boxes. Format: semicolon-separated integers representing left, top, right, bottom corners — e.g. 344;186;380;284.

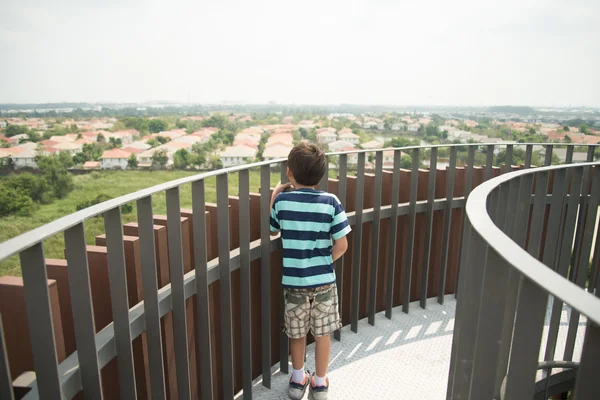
330;196;352;260
332;236;348;262
270;182;291;236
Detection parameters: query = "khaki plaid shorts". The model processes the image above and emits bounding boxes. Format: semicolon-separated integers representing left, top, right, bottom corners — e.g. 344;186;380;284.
283;283;342;339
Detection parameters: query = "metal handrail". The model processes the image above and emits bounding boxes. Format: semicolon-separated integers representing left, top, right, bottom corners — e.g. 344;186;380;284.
465;161;600;326
2;142;597;399
1;141;592;261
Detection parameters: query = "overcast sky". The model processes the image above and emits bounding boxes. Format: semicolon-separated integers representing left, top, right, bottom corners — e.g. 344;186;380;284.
1;0;599;107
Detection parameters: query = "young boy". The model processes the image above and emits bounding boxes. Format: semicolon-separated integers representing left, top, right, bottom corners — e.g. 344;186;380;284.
270;143;351;400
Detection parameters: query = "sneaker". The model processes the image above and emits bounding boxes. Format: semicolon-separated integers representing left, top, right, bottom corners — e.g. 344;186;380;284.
288;370;310;400
309;373;329;400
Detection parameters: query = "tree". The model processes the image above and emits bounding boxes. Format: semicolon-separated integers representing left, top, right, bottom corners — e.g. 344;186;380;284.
73;152;87;165
57;152;74;169
151;150;169;169
191;152;206;167
563;126;570;131
156;136;169;144
109;137;122;148
97;133;105;142
528;127;536;135
127;154;138;168
122;117;149;133
579;123;589;134
148;119;168;133
37;156;73;199
0;186;34;217
206;155;223;170
5;173;53;204
425;123;439;137
82;143;103;161
173;149;190;169
564;135;572;143
4;124;29;137
299;128;308;139
146;138;159;147
400;155;413;169
384;137;419;148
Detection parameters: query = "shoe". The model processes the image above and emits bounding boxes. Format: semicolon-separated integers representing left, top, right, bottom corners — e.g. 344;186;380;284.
309;372;329;400
288;370;310;400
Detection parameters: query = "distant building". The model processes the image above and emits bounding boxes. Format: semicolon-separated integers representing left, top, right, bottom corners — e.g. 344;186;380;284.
391;123;406;131
11;148;38;169
263;144;293;160
361;139;384;150
50;134;78;143
219;145;258;167
337;129;360;144
100;149;133;170
407;123;420;132
52;142;83;155
328;140;356;153
316;130;337;143
83;161;101;170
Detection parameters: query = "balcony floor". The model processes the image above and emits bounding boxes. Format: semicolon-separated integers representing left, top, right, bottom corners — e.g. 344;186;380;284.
248;296;457;400
243;295;587;400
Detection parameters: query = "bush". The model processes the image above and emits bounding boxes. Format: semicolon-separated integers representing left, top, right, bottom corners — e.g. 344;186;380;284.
37;156;74;199
0;186;34;217
5;173;53;204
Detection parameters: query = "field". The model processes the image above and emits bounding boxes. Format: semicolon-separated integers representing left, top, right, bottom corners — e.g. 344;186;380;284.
0;169;282;276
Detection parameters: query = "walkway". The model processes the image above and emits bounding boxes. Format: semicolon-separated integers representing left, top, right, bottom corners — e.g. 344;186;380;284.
242;295;587;400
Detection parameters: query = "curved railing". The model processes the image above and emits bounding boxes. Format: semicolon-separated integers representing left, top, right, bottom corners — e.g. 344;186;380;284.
449;161;600;399
0;143;598;399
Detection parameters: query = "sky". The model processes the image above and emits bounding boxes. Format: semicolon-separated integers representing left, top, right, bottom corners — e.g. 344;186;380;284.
1;0;599;107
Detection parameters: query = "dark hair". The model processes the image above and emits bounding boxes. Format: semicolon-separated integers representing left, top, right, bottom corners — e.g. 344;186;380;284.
287;143;326;186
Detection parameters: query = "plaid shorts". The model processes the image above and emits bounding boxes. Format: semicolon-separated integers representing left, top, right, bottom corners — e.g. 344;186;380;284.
283;283;342;339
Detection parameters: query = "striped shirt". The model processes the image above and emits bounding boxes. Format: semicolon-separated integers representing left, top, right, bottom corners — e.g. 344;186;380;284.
270;188;351;288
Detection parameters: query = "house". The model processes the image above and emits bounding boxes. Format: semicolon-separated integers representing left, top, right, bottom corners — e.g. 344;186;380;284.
100;149;133;170
283;116;294;124
11;148;38;169
52;142;83;155
74;138;95;146
50;134;78;143
361;139;384;150
407;123;421;132
337;129;360;144
263;144;293;160
0;121;6;128
317;130;337;144
267;133;294;147
328;140;356;153
342;147;359;165
391;123;406;131
298;120;316;130
111;129;138;144
80;131;99;142
152;130;185;140
219;145;258;167
464;120;479;128
11;134;29;143
83;161;101;170
362;121;379;129
172;136;204;145
122;141;151;151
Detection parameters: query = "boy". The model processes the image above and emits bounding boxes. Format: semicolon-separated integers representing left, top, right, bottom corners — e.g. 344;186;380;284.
270;143;351;400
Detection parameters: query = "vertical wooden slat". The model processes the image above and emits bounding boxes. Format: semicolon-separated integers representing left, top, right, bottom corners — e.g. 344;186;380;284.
334;154;348;341
385;150;401;318
351;153;365;332
420;148;437;308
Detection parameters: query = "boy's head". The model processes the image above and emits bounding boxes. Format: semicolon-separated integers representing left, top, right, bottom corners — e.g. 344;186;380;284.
287;142;327;187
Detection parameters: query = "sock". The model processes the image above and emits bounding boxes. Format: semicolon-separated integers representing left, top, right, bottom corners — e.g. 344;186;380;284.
292;367;305;383
314;374;327;387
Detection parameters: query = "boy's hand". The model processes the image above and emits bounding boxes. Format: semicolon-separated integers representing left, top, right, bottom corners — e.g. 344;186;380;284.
274;181;292;194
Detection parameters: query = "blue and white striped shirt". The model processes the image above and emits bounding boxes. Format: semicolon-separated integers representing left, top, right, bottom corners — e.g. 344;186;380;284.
270;188;351;288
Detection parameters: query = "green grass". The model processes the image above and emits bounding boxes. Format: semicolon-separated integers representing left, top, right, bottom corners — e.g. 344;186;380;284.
0;169;280;276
